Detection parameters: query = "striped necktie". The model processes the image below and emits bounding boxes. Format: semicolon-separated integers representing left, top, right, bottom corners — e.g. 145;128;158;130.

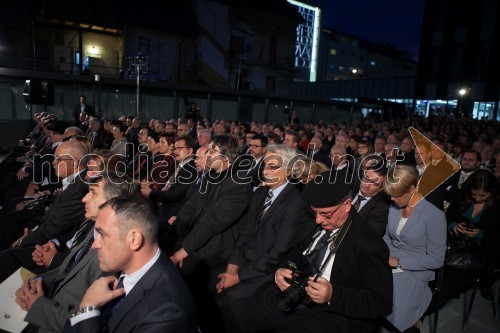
259;190;274;221
353;195;366;211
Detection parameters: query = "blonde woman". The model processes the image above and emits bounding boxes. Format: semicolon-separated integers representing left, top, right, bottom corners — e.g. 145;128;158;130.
383;165;447;332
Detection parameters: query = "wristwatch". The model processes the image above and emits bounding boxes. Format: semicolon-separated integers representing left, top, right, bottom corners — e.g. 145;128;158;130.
396;258;401;269
70;306;98;317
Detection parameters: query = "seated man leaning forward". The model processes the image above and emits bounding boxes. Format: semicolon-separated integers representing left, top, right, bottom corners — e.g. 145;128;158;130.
223;171;393;333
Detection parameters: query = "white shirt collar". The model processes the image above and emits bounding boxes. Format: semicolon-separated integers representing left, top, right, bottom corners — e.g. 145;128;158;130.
179;157;193;168
268;182;287;204
61;170;84;190
121;248;161;295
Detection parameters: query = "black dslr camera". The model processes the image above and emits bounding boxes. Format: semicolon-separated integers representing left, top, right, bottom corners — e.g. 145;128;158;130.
275;251;313;311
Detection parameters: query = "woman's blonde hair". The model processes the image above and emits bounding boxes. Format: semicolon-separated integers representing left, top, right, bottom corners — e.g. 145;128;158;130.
292;157;329;184
383;165;419;197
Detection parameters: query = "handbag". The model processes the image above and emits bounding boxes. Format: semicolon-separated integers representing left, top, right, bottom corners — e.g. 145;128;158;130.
446;230;486;271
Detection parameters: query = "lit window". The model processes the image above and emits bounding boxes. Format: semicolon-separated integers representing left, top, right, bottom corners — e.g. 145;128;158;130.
330;49;337;55
370;60;376;66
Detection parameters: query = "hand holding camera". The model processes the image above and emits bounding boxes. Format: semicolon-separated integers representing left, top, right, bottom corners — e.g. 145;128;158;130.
305;276;333;305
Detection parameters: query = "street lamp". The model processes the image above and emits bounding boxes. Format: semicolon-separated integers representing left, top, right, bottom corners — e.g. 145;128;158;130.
458;88;467;118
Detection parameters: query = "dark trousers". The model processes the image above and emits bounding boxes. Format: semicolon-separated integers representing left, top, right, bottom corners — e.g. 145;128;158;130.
223;283;339;333
0;209;40;250
0;246;50;282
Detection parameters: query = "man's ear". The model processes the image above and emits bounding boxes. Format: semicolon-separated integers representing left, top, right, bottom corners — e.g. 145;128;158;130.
344;199;352;213
128;229;144;251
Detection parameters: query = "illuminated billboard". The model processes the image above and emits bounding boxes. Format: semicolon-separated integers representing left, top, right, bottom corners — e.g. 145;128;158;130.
287;0;321;82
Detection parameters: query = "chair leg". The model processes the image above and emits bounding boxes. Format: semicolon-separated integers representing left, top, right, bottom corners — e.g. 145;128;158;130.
462;279;479;333
431;267;445;333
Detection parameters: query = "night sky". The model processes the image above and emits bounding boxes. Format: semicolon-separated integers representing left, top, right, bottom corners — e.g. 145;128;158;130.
305;0;425;60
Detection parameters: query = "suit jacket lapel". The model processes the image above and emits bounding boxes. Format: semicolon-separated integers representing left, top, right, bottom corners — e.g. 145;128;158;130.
107;253;164;332
330;214;358;277
249;184;291;238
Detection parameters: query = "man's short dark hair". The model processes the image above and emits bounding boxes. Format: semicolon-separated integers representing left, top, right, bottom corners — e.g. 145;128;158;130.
285;131;300;144
212;135;239;164
177;135;196;150
88;172;136;200
463;149;481;161
99;195;158;243
251;134;268;147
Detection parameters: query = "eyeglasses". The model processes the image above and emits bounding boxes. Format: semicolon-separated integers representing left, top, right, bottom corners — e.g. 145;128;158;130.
309;201;346;220
173;146;188;150
263;164;283;171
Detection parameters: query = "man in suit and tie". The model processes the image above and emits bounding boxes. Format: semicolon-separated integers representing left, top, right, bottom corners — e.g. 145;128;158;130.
352;164;390;237
215;144;315;304
142;135;198;253
13;172;136;333
443;150;481;202
87;116;106;149
245;134;267;189
223;172;393;333
64;195;197;332
73;95;94;126
0;140;89;250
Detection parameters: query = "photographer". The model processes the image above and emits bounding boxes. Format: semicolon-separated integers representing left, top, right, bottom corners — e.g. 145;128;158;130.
224;172;393;333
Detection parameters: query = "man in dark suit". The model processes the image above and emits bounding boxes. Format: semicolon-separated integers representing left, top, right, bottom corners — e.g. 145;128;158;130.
223;172;393;332
442;150;481;203
169;135;251;332
13;172;137;333
143;135;198;229
352;165;390;237
87;116;107;149
215;145;315;304
307;135;331;167
73;95;94;125
0;140;89;250
63;195;197;332
399;136;416;166
244;134;267;189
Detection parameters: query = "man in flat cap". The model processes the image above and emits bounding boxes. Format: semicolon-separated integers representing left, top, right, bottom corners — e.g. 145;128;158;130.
223;171;393;333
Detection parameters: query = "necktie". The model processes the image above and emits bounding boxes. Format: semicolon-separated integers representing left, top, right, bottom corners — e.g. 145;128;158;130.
309;231;332;275
100;276;125;327
162;165;181;191
458;172;468;189
259;190;274;221
353;195;366;211
69;219;92;250
50;233;94;298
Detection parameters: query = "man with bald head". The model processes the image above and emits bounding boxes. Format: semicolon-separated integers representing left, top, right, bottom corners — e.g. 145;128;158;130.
0;140;89;250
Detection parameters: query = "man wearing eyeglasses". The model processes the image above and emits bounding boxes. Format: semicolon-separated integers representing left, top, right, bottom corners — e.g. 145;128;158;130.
224;172;393;333
244;134;268;189
169;135;251;331
145;135;198;233
216;144;315;306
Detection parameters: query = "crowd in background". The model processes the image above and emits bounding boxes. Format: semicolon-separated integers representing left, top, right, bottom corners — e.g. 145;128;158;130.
0;99;498;333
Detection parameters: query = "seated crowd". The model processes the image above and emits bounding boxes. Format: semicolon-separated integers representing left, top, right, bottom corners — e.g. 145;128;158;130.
0;110;498;333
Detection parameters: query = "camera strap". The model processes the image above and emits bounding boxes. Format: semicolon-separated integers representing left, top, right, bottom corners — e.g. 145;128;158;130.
311;217;353;280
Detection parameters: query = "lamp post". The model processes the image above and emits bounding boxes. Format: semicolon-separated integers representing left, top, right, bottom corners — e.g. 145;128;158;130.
458;88;467;118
